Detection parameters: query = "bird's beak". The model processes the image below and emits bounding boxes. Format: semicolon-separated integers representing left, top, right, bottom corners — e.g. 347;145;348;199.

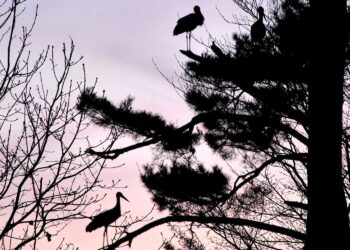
121;194;129;202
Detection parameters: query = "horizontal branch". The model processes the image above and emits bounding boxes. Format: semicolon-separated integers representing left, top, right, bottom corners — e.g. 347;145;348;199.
87;138;158;159
104;215;305;249
285;200;308;210
88;112;308;159
180;50;205;62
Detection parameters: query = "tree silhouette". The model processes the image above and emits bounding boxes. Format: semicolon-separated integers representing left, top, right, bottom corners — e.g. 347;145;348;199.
0;1;121;249
307;0;349;249
78;0;350;249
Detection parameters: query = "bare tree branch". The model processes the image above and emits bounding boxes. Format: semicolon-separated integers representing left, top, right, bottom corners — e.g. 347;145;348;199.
104;215;305;249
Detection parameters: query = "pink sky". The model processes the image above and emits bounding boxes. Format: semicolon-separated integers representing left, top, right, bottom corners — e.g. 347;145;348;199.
22;1;241;249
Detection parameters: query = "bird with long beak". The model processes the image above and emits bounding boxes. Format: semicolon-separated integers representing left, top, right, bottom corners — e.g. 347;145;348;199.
86;192;129;247
173;6;205;51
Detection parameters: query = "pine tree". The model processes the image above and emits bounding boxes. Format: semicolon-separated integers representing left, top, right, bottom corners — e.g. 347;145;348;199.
78;0;350;249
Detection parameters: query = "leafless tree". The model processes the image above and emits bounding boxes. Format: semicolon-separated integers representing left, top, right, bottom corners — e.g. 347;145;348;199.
0;1;124;249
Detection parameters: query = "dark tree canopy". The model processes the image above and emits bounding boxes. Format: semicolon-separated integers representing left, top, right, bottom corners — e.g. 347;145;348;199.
77;89;200;154
141;163;229;212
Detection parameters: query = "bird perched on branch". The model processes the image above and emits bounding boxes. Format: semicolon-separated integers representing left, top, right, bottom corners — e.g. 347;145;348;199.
86;192;129;246
251;7;266;42
173;6;204;51
211;41;225;58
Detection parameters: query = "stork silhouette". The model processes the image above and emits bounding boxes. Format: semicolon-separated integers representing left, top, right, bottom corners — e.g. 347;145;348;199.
250;7;266;42
86;192;129;247
173;6;204;51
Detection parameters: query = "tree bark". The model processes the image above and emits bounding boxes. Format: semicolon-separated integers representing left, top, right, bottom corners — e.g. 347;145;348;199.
307;0;350;249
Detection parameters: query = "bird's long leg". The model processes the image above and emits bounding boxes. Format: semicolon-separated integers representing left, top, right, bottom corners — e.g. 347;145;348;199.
189;31;192;51
106;227;109;246
102;228;106;248
103;227;110;248
186;32;189;51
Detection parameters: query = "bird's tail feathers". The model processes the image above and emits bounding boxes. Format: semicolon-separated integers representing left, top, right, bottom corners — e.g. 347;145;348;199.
173;27;181;36
85;223;95;232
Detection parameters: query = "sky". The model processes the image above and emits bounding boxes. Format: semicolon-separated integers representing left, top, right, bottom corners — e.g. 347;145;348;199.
20;1;242;249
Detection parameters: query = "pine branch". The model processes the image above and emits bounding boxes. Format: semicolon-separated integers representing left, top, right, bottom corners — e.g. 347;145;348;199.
104;215;305;249
181;51;308;127
87;112;307;158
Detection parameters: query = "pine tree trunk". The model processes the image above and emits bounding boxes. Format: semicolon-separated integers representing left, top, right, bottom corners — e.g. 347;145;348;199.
307;1;350;249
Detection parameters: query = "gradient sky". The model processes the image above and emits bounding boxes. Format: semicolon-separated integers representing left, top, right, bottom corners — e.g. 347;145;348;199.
21;1;242;249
